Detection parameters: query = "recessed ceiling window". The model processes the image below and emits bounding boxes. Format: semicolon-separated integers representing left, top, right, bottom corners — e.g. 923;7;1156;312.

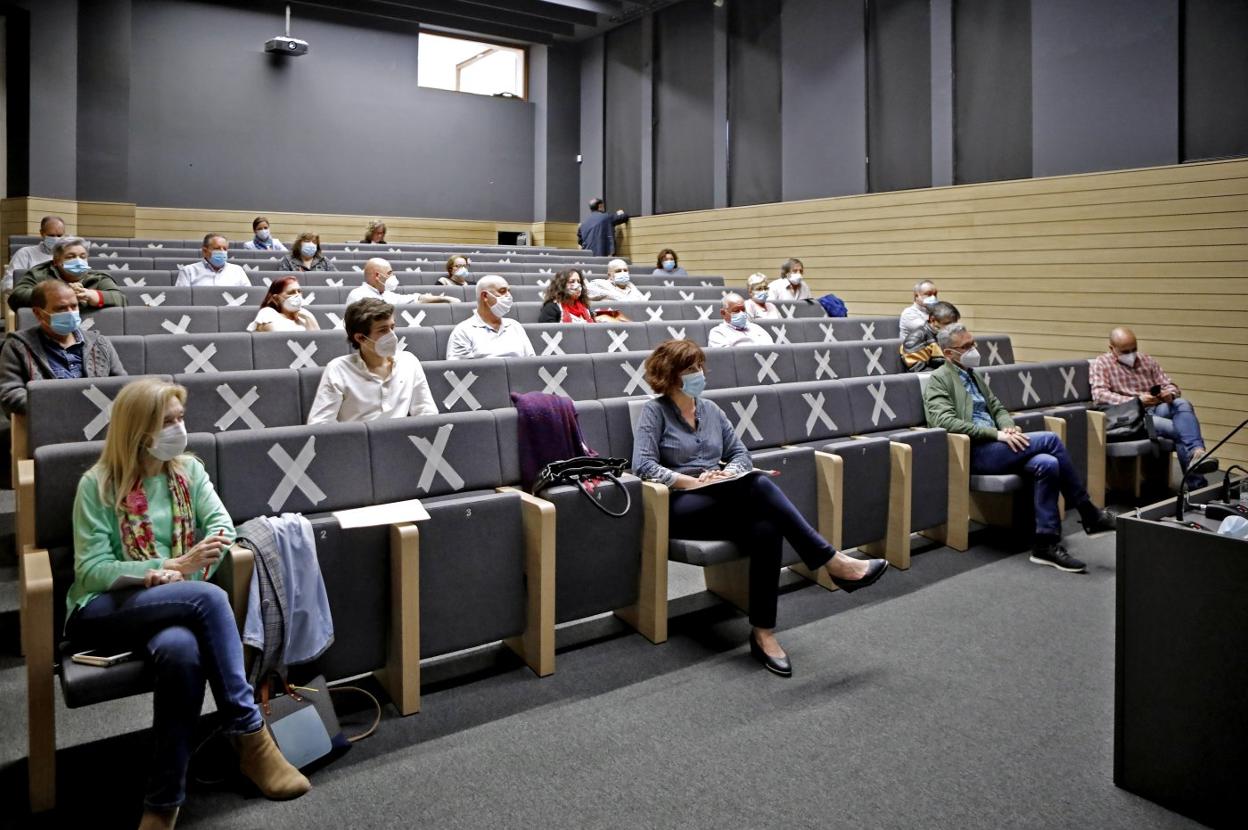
418;32;526;99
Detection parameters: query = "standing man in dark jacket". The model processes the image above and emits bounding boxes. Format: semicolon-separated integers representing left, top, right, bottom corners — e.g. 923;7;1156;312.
7;236;125;312
0;280;127;415
577;198;629;257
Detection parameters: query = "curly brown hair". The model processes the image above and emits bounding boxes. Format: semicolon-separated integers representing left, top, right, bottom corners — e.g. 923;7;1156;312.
644;339;705;397
542;268;589;306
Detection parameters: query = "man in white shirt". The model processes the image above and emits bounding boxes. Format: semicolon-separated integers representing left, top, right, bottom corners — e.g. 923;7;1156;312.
306;297;437;423
4;215;65;289
345;257;457;307
586;258;647;302
446;275;536;360
767;257;812;302
707;293;776;348
899;279;939;341
175;233;252;287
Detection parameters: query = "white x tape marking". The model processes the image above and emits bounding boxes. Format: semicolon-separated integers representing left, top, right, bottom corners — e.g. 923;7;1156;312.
754;352;780;383
695;305;713;320
351;266;363;272
222;291;247;307
389;248;403;254
640;290;653;301
327;278;344;288
269;256;281;263
402;309;427;328
499;258;511;264
980;373;993;390
819;322;838;343
80;317;95;332
303;291;317;306
539;365;569;396
802;392;838;436
867;381;897;427
325;313;344;329
182;343;218;373
679;291;695;302
620;362;652;395
664;280;676;288
859;322;876;340
536;279;550;289
781;305;797;319
214;384;264;430
864;346;885;375
245;265;259;273
1060;367;1078;400
141;292;166;307
665;326;686;341
82;385;114;439
1020;371;1040;406
607;330;631;352
411;424;464;493
986;341;1003;365
731;396;763;442
261;276;271;285
772;324;789;344
442;370;482;411
267;436;326;512
287;340;318;369
161;315;192;335
145;243;162;249
540;331;565;356
645;307;665;321
699;281;713;287
540;268;554;275
814;350;839;380
98;252;118;259
122;277;147;287
107;263;130;271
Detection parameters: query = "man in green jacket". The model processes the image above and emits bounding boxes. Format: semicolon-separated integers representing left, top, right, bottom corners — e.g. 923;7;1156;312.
7;236;125;312
923;323;1115;573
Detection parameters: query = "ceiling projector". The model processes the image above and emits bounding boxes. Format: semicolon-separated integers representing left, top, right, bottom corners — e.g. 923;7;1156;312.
265;35;308;55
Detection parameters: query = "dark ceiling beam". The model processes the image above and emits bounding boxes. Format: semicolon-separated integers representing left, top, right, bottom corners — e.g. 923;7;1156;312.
542;0;623;14
292;0;555;44
369;0;575;37
452;0;599;27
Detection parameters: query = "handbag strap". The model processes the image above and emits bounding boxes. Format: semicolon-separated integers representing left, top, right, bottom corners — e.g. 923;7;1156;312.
577;473;632;518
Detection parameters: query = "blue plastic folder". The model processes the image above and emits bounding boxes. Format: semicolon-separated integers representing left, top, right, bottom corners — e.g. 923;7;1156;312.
269;704;333;769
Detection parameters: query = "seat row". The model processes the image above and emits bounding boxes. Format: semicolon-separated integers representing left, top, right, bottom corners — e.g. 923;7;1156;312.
70;248;617;266
18;257;625;274
9;235;598;257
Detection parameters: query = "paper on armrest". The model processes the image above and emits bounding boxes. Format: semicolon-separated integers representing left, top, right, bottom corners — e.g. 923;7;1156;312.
333;499;431;529
683;468;779;491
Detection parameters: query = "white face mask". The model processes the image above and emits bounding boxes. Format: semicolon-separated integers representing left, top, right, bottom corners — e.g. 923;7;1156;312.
567;282;582;297
281;294;303;313
383;274;399;292
368;330;399;359
787;272;803;285
454;267;470;279
148;421;188;462
751;290;768;304
957;347;982;369
489;291;513;317
612;271;631;286
921;295;938;306
1117;351;1137;368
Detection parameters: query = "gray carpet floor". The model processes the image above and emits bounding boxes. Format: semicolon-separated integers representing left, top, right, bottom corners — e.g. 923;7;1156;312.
0;512;1204;830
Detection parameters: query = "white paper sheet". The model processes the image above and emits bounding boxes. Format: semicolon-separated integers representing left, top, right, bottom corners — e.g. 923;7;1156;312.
332;499;431;528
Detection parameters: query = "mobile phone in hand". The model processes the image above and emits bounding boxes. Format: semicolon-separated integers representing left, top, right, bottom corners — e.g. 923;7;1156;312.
1150;385;1161;396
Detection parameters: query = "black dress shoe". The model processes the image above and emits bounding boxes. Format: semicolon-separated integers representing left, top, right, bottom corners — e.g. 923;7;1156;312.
829;558;889;593
749;633;792;677
1080;508;1117;535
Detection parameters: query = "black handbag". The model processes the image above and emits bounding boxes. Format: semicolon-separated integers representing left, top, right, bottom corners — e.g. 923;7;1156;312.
532;456;632;518
259;673;349;770
1101;398;1156;443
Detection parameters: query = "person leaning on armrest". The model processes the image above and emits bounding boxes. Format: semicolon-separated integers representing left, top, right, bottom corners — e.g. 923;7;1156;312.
346;258;455;305
8;237;125;313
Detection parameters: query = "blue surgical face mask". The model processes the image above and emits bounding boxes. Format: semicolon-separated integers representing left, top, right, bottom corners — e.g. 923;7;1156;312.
752;290;768;304
208;250;228;268
256;228;271;241
41;236;62;253
454;267;471;279
729;310;749;330
47;309;81;336
300;242;318;258
662;259;676;271
612;271;631;286
680;370;706;398
62;258;90;276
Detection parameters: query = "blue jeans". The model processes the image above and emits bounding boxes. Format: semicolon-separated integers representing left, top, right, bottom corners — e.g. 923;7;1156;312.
67;580;263;810
971;431;1092;537
1149;398;1205;470
670;474;835;629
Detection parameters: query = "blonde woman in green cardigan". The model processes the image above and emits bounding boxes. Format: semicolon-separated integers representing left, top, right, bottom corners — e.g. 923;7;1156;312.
67;379;309;829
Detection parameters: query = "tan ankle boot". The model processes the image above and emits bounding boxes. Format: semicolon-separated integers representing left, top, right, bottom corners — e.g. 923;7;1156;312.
138;807;178;830
232;727;311;800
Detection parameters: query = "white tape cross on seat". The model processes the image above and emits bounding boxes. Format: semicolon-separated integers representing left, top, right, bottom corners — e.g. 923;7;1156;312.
803;391;838;436
411;424;465;493
182;343;219;374
867;381;897;427
267;435;326;512
441;369;482;411
215;385;264;430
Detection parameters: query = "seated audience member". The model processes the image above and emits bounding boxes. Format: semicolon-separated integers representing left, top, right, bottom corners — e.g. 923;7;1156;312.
446;275;535;360
242;216;286;251
175;233;251;287
651;248;688;277
744;273;781;320
539;268;595;323
707;293;775;348
767;258;811;302
0;280;127;415
1091;327;1208;487
438;254;473;287
68;379;309;829
587;259;646;302
8;237;125;312
247;277;320;332
278;232;332;272
307;298;435;423
923;324;1117;573
899;280;940;341
577;197;629;257
346;257;455;306
4;214;65;289
900;300;959;372
633;339;887;676
361;220;387;244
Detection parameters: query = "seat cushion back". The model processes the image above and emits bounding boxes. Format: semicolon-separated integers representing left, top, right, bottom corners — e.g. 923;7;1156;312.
368;410;501;500
794;343;852;382
178;370;303;434
1042;360;1091;405
591;351;654;398
252;330;351;370
523;324;589;355
843;374;924;434
703;386;785;450
585;323;650;355
124;306;219;336
422;358;511;413
777;381;854;444
28;375;172;450
733;345;798;387
848;339;904;377
505;354;598;401
145;333;255;374
394;327;439;362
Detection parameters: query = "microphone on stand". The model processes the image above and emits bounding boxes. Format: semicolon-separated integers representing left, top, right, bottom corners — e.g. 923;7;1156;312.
1173;418;1248;522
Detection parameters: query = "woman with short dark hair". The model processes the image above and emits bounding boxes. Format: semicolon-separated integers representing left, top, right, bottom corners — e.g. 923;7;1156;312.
278;232;331;272
651;248;687;277
243;216;286;251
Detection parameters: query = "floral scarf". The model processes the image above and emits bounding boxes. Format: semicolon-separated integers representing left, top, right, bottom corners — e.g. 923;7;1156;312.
118;471;195;562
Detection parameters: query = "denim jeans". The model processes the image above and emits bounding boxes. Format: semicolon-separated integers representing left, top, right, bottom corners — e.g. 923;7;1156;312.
1149;398;1205;470
970;431;1092;537
670;474;836;629
67;580;263;810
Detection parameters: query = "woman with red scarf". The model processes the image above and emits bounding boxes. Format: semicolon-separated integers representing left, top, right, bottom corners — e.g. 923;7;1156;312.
538;267;595;324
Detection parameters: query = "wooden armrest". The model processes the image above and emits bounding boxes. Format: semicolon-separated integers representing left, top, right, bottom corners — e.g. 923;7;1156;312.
23;547;57;812
861;441;913;569
497;487;556;678
813;451;843;549
381;521;421;716
1043;415;1066;441
17;458;36;556
616;481;669;644
211;544;254;634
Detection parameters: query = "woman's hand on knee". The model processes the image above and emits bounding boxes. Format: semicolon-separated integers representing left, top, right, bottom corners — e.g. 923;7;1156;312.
144;568;185;588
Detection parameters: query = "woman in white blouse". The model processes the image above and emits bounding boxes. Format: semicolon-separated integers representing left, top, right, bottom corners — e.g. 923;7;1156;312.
247;277;320;332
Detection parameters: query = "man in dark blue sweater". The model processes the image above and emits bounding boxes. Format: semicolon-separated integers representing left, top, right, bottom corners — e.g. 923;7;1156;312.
577;198;629;257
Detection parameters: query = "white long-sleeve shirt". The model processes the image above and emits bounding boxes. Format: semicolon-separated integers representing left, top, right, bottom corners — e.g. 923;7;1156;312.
3;244;54;288
306;350;436;424
586;278;647;302
766;277;811;302
345;282;422;307
175;260;252;287
707;321;775;348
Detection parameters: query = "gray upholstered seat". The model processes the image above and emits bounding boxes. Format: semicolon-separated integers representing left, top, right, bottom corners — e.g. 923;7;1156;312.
109;336;145;373
702;347;739;391
591;351;654;398
1106;437;1176;457
394;326;440;361
585;323;650;354
524;323;589;355
777;381;854;445
645;319;714;346
177;369;304;434
703;386;785;451
251;330;351;370
144;333;254;374
422;358;512;413
668;539;743;567
793;342;852;382
123;306;219;336
978;334;1016;367
732;344;799;387
847;338;903;377
753;319;803;344
505;353;597;401
969;473;1026;493
27;375;170;449
102;269;178;288
391;303;456;328
116;285;193;307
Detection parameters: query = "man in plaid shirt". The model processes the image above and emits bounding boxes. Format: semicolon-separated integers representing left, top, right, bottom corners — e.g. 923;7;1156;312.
1090;327;1207;487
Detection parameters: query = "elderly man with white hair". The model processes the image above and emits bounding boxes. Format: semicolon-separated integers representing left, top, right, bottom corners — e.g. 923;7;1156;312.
4;215;66;289
586;258;647;302
446;274;535;360
899;279;939;341
707;292;775;348
346;258;457;306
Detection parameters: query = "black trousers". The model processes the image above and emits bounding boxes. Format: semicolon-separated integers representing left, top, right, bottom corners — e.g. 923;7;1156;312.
670;474;836;628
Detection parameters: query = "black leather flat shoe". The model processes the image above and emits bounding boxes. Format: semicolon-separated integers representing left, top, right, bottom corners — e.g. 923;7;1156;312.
1080;508;1117;535
829;558;889;593
750;633;792;677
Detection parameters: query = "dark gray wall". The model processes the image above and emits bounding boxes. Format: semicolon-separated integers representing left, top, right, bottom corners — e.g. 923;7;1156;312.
603;19;643;216
728;0;783;207
653;1;715;214
541;46;582;222
77;0;132;202
955;0;1032;184
27;0;78;199
578;37;605;214
1031;0;1179;177
867;0;932;192
1183;0;1248;161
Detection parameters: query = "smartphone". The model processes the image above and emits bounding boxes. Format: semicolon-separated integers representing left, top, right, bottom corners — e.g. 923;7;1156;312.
71;649;134;668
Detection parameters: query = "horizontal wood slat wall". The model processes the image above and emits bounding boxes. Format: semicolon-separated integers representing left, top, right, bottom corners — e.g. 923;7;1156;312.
621;159;1248;467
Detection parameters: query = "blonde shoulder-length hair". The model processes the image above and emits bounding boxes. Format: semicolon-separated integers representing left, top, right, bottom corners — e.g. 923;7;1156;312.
93;378;190;512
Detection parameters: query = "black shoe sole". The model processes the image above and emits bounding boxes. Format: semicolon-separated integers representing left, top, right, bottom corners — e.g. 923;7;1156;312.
830;558;889;593
1028;554;1087;574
